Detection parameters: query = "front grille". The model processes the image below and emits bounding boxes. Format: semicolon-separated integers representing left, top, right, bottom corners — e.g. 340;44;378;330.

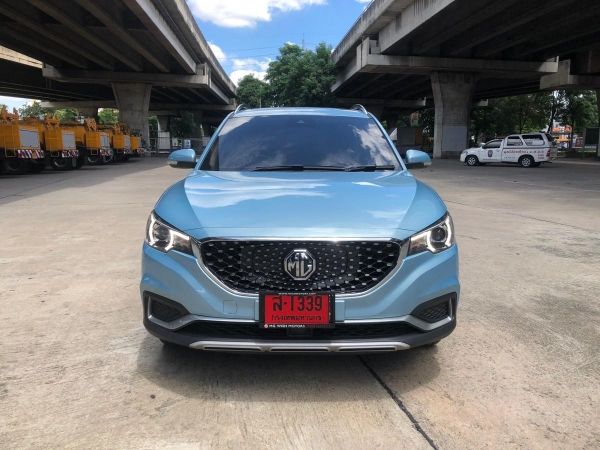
199;240;402;294
178;321;419;340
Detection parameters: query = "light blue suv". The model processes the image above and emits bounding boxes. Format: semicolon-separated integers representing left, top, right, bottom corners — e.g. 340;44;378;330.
141;106;459;353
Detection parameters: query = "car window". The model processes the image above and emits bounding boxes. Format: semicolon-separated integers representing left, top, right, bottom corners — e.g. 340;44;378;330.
484;140;501;149
506;136;524;146
522;134;545;146
200;115;400;171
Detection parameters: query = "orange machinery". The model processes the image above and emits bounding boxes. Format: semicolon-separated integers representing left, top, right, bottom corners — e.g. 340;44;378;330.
100;123;131;161
0;107;44;174
63;118;113;165
130;134;143;156
22;115;79;171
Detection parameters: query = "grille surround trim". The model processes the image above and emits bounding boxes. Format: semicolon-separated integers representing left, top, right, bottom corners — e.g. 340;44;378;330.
193;237;407;298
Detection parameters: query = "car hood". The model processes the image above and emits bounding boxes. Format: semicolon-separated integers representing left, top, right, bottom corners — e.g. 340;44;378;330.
155;170;447;240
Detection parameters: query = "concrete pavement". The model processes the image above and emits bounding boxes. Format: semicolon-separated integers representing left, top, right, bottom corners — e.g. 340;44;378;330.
0;158;598;448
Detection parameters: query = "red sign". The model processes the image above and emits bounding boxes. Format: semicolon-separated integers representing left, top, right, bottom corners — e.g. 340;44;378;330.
261;293;333;328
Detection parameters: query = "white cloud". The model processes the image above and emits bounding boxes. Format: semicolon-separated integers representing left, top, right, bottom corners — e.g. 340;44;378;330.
208;42;226;63
230;70;267;85
356;0;371;3
229;57;271;85
231;58;271;72
187;0;327;28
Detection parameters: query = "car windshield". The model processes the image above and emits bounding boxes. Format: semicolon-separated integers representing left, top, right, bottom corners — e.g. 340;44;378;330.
200;114;400;171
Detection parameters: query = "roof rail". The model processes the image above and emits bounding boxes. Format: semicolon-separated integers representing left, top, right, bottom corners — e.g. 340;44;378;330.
351;104;369;115
234;104;247;115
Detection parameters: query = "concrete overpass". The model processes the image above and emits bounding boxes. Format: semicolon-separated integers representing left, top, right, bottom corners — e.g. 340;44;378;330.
0;0;236;140
332;0;600;157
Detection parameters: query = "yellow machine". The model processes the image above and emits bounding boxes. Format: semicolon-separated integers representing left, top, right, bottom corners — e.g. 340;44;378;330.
22;116;79;171
63;118;113;165
120;122;143;157
0;107;45;174
130;135;143;156
101;123;131;161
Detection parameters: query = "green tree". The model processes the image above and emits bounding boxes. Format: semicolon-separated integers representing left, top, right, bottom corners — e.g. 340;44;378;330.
169;112;197;138
98;108;119;125
18;101;51;118
265;42;336;107
148;115;158;139
470;92;554;142
55;108;78;123
237;74;268;108
557;90;598;148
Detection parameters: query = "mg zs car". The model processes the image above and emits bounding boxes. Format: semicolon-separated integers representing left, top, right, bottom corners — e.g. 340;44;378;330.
141;106;459;353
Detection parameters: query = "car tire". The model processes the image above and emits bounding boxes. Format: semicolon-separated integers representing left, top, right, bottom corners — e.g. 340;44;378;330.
87;154;102;165
50;157;72;171
465;155;479;166
2;158;27;174
519;155;534;168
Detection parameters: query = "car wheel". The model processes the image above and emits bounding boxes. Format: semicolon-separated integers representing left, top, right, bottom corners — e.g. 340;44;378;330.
50;157;72;171
2;158;26;174
87;154;102;165
519;155;534;168
465;155;479;166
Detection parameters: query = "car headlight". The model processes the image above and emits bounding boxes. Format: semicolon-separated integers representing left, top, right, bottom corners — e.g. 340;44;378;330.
146;212;193;255
408;213;455;256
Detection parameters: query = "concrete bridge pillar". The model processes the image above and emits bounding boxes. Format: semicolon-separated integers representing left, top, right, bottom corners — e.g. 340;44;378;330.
431;72;476;159
112;82;152;143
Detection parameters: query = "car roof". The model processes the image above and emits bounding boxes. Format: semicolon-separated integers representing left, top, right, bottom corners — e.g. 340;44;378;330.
233;107;369;118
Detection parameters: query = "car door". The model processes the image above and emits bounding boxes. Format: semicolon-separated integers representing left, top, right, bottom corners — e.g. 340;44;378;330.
479;139;503;162
502;135;525;162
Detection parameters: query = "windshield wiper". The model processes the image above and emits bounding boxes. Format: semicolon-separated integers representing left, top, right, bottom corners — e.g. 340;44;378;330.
344;165;397;172
252;165;346;172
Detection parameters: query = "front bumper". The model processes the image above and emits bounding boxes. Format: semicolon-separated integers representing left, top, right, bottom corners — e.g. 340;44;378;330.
141;241;460;352
144;312;456;353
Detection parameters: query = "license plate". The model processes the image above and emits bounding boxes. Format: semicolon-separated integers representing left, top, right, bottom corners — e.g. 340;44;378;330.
260;293;334;328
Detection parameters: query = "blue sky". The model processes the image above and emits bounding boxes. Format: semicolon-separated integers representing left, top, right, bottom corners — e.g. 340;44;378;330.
0;0;369;108
182;0;369;83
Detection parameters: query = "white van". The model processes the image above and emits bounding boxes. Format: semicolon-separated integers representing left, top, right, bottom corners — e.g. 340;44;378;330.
460;133;555;168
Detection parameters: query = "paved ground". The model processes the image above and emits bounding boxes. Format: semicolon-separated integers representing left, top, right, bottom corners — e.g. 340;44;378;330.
0;158;598;449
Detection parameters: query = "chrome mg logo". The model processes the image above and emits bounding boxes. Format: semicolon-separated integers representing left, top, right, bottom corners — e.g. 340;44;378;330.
284;249;316;280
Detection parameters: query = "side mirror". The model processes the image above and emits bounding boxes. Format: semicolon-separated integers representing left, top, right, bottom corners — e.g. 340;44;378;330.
404;149;432;169
168;148;196;169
